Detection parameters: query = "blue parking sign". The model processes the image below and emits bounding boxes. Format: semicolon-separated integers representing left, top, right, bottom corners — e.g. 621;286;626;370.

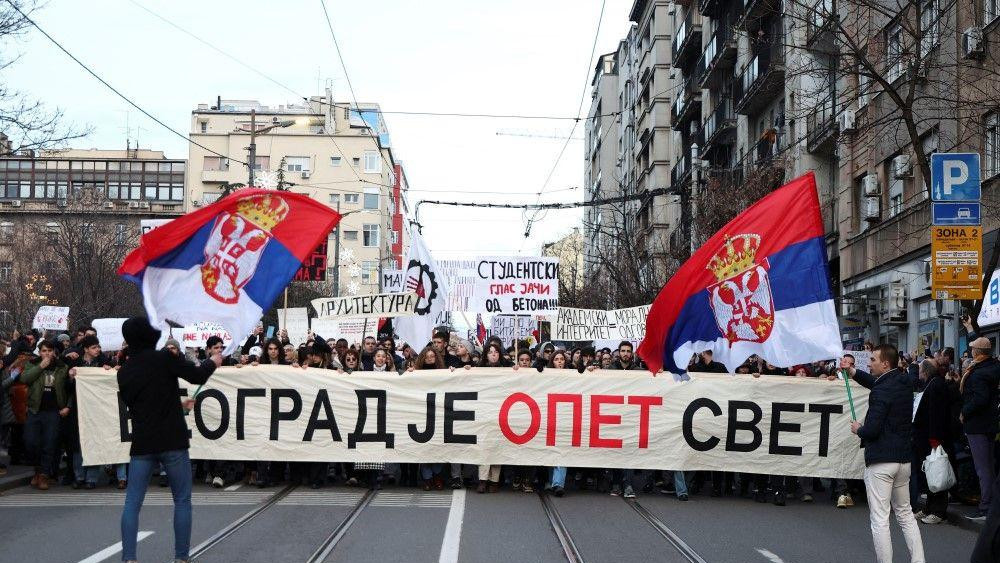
931;153;981;201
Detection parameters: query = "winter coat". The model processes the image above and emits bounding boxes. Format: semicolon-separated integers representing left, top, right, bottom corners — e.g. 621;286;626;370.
854;368;914;465
961;356;1000;435
20;357;70;414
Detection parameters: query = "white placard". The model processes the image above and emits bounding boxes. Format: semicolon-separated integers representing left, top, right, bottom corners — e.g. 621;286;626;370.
92;318;128;351
32;306;69;331
278;307;309;347
553;305;651;342
78;368;868;479
177;322;233;349
312;293;418;319
469;256;560;315
381;269;404;293
489;315;537;348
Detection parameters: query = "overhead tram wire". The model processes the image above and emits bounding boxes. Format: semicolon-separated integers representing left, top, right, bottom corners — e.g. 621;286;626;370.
520;0;607;251
4;0;246;166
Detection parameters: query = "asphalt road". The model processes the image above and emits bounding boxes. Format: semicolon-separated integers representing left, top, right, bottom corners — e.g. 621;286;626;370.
0;479;979;563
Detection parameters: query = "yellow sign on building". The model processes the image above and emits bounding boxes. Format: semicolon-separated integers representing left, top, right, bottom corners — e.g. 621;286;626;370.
930;226;983;300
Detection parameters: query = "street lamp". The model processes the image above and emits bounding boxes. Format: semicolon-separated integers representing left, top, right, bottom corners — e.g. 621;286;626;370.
246;109;296;188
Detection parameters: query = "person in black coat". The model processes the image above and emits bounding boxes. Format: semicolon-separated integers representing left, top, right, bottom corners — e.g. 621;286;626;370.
911;358;953;523
960;337;1000;518
117;317;220;563
689;350;728;373
849;344;925;563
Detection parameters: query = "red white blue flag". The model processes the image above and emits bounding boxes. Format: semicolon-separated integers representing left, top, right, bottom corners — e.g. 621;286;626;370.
119;189;340;354
638;172;842;375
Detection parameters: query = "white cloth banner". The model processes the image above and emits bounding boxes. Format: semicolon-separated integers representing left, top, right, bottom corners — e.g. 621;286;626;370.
32;306;69;331
278;307;309;346
554;305;651;342
469;256;560;315
311;318;378;345
312;292;418;319
395;232;451;348
435;258;478;311
92;318;128;351
77;368;867;478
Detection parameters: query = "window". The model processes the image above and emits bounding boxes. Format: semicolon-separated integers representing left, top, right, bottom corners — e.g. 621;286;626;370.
158;184;172;200
171;184;184;201
114;223;127;246
363;151;381;173
0;310;10;327
363;187;379;209
253;156;269;171
284;156;310;172
80;223;94;241
989;0;1000;26
391;230;399;244
361;260;378;284
987;113;1000;178
329;193;340;205
145;185;157;200
0;222;12;243
108;182;120;200
887;23;903;82
920;0;940;58
344;230;358;241
203;156;228;171
888;175;904;217
352;157;361;166
19;181;30;198
0;261;10;285
858;70;871;108
203;192;222;205
344;193;359;204
200;121;208;133
45;222;59;243
363;224;379;247
330;156;342;166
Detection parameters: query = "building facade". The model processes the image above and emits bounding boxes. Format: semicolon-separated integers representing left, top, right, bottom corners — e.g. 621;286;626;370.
186;93;404;296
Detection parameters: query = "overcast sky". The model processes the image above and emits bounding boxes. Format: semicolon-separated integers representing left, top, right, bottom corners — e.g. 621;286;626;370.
7;0;635;257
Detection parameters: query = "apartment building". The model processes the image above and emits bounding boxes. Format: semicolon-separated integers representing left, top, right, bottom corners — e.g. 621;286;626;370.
584;0;679;295
0;148;187;329
186;93;404;295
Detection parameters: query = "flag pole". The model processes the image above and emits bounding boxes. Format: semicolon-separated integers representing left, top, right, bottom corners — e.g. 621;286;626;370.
514;315;520;360
282;288;289;328
841;368;857;420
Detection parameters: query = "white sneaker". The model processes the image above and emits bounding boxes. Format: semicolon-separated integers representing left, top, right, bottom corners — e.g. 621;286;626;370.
837;494;854;508
920;514;944;524
212;476;224;488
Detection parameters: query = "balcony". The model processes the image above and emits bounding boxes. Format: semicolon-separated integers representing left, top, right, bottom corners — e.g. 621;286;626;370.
672;9;702;70
701;97;736;154
671;152;693;192
698;0;723;18
737;0;781;34
671;76;702;132
201;169;232;183
844;201;930;281
734;40;785;115
806;0;837;52
697;18;739;90
806;94;837;154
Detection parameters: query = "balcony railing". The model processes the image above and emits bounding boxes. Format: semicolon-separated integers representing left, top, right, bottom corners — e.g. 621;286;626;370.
734;35;785;114
698;17;738;89
672;76;702;130
844;201;931;280
738;0;781;33
806;0;836;48
671;152;693;190
806;94;837;153
672;9;702;69
703;97;736;147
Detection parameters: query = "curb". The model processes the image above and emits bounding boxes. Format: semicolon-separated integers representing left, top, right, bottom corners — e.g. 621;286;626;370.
0;472;33;493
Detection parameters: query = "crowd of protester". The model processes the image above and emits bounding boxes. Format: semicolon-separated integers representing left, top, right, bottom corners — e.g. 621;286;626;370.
0;320;997;533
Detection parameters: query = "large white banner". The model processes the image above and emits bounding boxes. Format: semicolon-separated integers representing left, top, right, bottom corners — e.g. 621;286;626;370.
77;368;868;478
470;257;560;315
311;318;378;345
312;292;418;319
278;307;309;346
979;269;1000;327
395;232;451;348
92;318;128;351
554;305;651;342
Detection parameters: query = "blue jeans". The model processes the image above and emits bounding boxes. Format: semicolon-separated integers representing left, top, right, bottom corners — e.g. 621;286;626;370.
671;470;688;497
116;463;128;482
23;410;60;474
121;449;193;561
420;463;443;480
72;451;101;485
549;466;567;488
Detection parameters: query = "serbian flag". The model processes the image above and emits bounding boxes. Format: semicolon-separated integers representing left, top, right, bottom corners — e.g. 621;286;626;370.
119;189;340;354
638;172;842;375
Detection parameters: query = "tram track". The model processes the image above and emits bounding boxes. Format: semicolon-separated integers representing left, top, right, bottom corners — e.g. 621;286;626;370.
187;484;297;561
538;492;585;563
625;498;708;563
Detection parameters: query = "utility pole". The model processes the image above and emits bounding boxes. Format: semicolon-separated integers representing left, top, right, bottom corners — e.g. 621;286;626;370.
333;200;342;296
690;143;701;254
248;109;257;187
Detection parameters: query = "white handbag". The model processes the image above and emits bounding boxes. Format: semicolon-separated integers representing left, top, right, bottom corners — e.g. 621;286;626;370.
922;445;957;493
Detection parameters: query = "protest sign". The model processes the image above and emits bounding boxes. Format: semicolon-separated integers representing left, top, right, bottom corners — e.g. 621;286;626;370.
177;322;233;349
312;292;418;319
139;219;171;237
92;318;128;351
436;258;478;311
32;306;69;331
469;257;560;315
278;307;310;346
554;305;651;342
293;240;329;282
381;269;404;293
489;315;538;348
77;368;867;478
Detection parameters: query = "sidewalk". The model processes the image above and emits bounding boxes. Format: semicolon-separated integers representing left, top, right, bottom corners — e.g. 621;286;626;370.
0;465;34;493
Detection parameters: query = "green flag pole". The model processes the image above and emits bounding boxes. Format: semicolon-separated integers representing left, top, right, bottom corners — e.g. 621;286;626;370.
841;368;857;420
184;384;204;416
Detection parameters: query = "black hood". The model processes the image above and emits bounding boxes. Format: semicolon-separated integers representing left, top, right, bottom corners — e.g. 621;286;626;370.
122;317;161;351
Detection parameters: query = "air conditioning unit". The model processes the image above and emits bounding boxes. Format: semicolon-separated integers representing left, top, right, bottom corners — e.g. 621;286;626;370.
139;201;150;209
103;201;114;209
128;201;141;209
892;154;912;178
863;196;880;222
192;200;202;207
9;199;22;207
301;170;311;179
863;174;880;196
56;200;67;207
964;27;985;59
838;109;856;134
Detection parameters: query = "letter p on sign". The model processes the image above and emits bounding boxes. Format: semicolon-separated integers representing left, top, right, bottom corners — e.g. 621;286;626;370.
931;153;981;202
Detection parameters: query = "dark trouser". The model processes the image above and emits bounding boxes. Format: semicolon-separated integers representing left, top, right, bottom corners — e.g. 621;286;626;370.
755;474;788;494
400;463;419;486
308;462;328;485
969;433;996;512
611;469;638;489
912;444;952;516
973;468;1000;562
23;410;60;475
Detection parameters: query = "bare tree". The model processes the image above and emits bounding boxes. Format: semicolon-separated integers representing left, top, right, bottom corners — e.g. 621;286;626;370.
0;0;88;155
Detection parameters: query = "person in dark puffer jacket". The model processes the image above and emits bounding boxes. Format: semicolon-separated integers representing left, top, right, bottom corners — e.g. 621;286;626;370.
960;337;1000;520
849;343;925;563
117;317;221;563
